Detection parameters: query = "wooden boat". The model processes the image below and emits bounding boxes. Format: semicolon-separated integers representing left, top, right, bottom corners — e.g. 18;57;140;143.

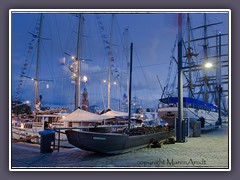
65;127;174;155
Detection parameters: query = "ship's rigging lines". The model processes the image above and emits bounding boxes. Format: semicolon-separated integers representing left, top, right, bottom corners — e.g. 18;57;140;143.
14;14;58;105
95;14;120;81
15;16;42;101
164;36;177;97
162;14;228;113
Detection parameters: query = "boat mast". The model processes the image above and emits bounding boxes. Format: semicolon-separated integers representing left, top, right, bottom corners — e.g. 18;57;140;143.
75;14;83;110
34;14;43;107
128;43;133;131
184;13;198;98
203;13;209;103
123;28;130;113
107;14;114;109
187;14;193;98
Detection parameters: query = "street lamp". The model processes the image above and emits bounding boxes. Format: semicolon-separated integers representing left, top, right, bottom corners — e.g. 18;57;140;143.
176;13;185;143
204;62;213;68
82;75;88;88
24;100;30;104
82;75;88;83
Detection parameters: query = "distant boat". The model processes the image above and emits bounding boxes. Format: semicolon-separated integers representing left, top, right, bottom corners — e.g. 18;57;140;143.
12;113;67;143
65;43;175;155
158;97;220;127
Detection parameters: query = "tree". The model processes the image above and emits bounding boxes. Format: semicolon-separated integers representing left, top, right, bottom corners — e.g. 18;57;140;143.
135;108;143;114
12;101;31;115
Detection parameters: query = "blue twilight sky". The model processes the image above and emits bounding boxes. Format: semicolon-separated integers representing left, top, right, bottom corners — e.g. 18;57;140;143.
11;10;229;111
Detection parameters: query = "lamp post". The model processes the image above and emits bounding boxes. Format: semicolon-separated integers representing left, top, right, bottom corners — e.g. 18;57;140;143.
176;13;185;143
217;32;222;126
217;85;222;126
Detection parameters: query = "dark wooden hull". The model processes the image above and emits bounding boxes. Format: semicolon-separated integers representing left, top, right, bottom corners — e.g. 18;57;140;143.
65;129;175;155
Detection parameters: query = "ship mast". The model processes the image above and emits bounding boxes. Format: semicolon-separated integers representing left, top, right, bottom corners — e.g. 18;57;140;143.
128;43;133;132
187;14;192;98
34;14;43;108
75;14;83;110
107;14;114;109
184;13;198;98
203;13;209;103
123;28;130;113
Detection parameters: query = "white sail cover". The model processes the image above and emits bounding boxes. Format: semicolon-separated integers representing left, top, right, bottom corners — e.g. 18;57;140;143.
60;109;113;122
102;110;128;117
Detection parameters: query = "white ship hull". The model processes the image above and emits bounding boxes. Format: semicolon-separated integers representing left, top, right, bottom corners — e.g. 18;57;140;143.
158;107;226;127
12;126;42;143
11;114;68;143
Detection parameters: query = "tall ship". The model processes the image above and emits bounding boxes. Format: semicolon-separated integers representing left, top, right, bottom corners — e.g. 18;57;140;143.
11;13;71;143
157;13;229;128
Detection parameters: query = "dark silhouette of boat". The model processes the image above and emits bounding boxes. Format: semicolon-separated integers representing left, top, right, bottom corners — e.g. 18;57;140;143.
65;127;174;155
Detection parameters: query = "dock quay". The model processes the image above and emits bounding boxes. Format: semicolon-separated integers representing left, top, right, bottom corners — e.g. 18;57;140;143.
10;123;229;170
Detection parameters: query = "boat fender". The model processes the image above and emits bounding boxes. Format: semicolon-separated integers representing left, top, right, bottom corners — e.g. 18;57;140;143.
163;137;176;144
150;138;162;148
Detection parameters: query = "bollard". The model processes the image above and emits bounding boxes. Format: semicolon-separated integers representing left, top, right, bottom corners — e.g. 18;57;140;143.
193;121;201;137
39;130;55;153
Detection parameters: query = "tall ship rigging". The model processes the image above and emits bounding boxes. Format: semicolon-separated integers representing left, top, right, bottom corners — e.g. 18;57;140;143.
11;13;70;143
158;13;229;128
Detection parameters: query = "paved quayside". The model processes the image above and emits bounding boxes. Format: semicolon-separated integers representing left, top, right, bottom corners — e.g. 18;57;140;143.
11;123;229;169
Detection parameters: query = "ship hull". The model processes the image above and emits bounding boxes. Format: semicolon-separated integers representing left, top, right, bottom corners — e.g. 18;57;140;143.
158;107;225;127
65;129;175;155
